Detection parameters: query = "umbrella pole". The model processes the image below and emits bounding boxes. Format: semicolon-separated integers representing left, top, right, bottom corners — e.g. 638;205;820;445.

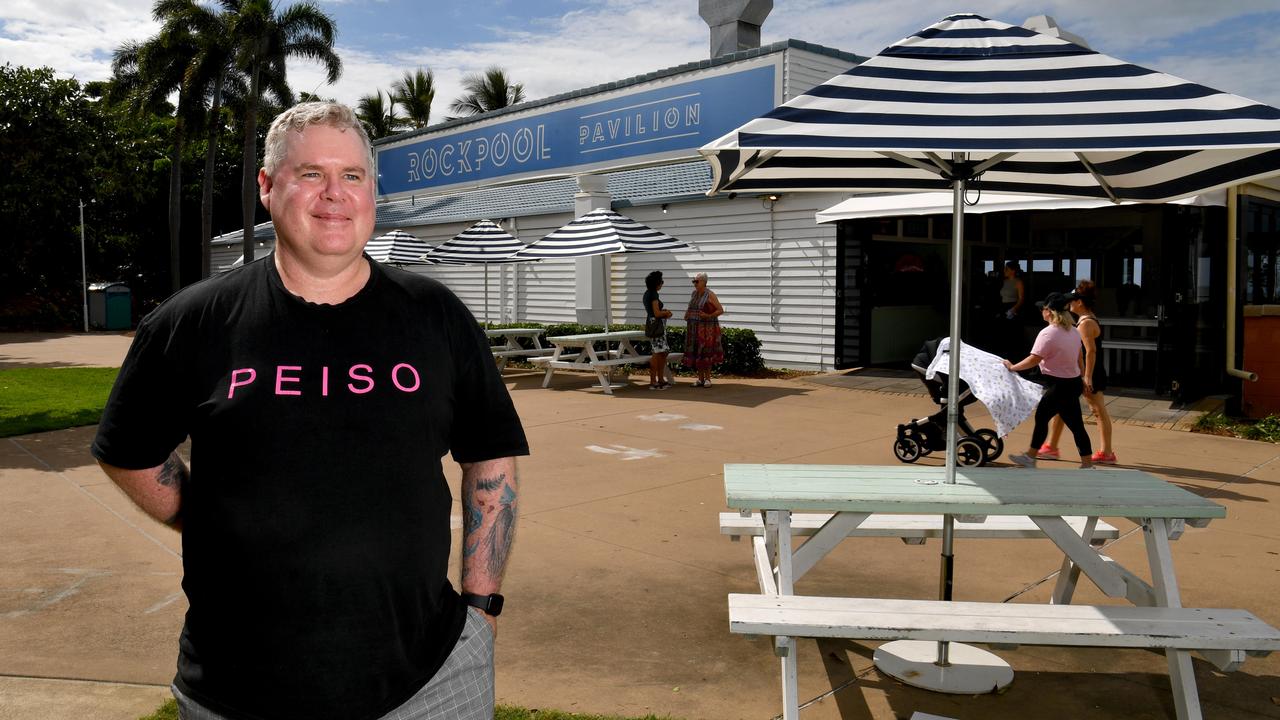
873;162;1013;694
484;264;489;325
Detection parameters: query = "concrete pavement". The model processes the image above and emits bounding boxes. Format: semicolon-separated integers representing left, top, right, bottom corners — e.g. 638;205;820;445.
2;333;1278;719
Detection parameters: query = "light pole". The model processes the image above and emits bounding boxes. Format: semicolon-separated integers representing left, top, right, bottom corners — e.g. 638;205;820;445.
80;198;88;333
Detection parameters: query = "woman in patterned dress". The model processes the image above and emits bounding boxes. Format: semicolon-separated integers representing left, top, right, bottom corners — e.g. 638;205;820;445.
683;272;725;387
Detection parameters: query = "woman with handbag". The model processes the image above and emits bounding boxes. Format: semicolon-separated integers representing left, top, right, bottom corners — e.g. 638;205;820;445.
683;272;725;388
642;271;674;390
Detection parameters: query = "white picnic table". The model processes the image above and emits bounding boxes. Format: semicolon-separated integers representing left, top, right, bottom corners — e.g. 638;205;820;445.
537;330;680;394
485;327;552;369
723;464;1280;720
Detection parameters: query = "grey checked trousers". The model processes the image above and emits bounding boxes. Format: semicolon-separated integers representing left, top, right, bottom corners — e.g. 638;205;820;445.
172;607;495;720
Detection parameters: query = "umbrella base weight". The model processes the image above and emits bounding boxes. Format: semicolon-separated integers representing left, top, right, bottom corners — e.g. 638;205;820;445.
874;640;1013;694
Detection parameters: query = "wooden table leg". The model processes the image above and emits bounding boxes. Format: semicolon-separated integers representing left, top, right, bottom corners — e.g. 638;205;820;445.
1051;516;1098;605
1143;517;1202;720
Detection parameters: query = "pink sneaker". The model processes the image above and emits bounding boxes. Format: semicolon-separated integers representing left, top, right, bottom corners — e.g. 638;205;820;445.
1037;444;1060;460
1091;451;1117;464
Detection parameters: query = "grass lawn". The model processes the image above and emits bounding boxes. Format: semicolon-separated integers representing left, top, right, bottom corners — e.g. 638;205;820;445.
0;367;118;438
138;700;675;720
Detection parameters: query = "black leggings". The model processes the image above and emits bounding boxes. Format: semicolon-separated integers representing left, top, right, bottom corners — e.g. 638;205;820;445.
1030;376;1093;457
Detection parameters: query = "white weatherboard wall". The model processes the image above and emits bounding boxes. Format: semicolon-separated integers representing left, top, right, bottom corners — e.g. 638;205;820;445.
785;47;857;101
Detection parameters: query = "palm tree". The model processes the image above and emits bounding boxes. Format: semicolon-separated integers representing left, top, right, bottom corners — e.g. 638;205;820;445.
448;66;525;118
391;68;434;129
222;0;341;264
111;16;204;293
357;90;401;140
154;0;242;280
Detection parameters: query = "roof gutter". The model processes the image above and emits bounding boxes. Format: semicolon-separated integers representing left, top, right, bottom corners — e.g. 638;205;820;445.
1225;185;1258;383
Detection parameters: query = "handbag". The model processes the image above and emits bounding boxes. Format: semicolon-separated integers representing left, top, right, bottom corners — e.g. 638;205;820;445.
644;316;664;338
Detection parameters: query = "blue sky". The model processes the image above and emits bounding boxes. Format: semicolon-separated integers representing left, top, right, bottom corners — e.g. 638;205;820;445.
2;0;1278;121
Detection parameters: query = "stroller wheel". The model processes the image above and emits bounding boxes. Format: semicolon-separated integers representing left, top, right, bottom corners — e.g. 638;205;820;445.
893;437;922;463
973;428;1004;464
956;437;985;467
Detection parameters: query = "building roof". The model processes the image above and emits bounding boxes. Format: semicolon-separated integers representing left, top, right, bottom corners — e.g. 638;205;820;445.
373;39;866;148
212;161;713;245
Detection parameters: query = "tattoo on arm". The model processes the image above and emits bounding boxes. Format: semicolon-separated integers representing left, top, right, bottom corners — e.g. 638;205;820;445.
461;468;518;583
486;484;517;576
157;452;189;489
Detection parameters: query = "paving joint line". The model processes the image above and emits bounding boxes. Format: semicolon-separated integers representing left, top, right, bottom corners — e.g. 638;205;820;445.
7;437;182;561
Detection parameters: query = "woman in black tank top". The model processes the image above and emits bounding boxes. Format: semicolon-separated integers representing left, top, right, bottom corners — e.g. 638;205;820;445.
1042;281;1117;464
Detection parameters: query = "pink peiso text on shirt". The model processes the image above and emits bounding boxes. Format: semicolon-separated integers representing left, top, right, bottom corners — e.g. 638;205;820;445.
1030;324;1082;378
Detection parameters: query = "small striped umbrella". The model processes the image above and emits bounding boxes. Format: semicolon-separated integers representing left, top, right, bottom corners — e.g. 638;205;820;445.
508;209;688;260
426;220;527;264
365;229;435;266
424;220;531;322
510;209;690;330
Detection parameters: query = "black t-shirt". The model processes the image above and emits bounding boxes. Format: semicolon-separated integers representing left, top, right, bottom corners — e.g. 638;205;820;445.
642;289;663;319
91;256;528;720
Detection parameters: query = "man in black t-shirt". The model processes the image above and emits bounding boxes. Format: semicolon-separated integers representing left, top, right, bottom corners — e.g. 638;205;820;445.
92;102;528;720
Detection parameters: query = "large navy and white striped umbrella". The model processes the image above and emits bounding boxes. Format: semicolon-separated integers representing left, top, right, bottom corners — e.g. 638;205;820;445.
365;229;437;265
425;220;528;264
701;14;1280;202
509;209;689;260
699;14;1280;689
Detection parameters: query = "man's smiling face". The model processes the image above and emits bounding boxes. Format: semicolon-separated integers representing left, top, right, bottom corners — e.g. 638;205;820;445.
258;124;375;265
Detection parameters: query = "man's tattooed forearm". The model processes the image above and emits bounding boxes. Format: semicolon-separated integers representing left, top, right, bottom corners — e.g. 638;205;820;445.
462;472;518;581
157;452;189;489
485;484;517;576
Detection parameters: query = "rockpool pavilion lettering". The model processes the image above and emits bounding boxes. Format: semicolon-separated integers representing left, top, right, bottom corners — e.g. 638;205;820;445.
578;93;701;154
405;124;552;183
375;64;777;196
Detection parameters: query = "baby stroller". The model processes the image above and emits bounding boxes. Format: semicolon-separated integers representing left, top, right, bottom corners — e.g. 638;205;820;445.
893;338;1004;467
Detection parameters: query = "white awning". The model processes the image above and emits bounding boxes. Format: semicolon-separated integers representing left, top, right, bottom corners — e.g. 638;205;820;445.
815;189;1226;224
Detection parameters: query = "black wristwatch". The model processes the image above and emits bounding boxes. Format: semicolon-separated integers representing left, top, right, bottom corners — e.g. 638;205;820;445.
461;592;504;617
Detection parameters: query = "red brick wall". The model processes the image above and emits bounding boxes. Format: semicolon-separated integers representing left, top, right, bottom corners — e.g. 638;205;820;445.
1242;311;1280;418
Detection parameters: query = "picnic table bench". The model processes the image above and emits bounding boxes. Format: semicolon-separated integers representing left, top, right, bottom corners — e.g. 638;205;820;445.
724;464;1280;720
485;327;553;369
537;330;681;394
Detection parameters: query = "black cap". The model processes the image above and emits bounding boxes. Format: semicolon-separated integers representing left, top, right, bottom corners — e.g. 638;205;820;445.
1036;291;1070;311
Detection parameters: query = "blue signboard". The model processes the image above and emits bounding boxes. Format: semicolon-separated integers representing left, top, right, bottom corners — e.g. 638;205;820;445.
376;64;776;196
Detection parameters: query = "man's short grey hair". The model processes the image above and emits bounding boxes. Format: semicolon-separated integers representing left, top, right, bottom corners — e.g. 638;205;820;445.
262;102;374;175
694;272;709;282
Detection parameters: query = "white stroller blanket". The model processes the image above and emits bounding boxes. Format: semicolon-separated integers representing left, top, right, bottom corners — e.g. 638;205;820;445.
925;338;1044;438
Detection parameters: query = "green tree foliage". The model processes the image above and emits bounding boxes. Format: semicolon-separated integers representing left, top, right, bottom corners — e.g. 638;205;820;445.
392;68;435;129
448;66;525;118
0;64;170;329
357;90;402;139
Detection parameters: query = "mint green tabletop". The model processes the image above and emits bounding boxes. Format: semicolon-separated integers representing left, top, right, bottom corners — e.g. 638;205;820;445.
723;465;1225;520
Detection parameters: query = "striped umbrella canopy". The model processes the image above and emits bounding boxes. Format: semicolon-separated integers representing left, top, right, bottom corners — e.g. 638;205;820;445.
365;229;436;265
701;13;1280;202
425;220;528;264
508;209;689;260
511;209;689;331
424;220;531;323
698;13;1280;693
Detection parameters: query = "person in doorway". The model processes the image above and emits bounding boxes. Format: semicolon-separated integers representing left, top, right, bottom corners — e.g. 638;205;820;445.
1002;291;1094;469
1040;280;1117;463
91;102;528;720
998;260;1027;358
642;270;673;390
683;271;725;387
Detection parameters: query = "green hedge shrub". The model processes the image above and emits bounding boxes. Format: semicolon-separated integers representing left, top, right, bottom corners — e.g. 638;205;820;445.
483;322;765;376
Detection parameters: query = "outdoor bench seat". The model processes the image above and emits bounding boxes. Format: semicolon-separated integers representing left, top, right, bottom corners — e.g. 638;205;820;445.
492;347;556;359
719;512;1120;545
728;594;1280;663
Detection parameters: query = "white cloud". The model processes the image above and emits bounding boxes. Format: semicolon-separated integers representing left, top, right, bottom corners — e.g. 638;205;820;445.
291;0;707;118
0;0;158;82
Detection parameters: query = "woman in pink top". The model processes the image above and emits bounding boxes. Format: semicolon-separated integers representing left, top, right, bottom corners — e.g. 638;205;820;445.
1002;291;1094;469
